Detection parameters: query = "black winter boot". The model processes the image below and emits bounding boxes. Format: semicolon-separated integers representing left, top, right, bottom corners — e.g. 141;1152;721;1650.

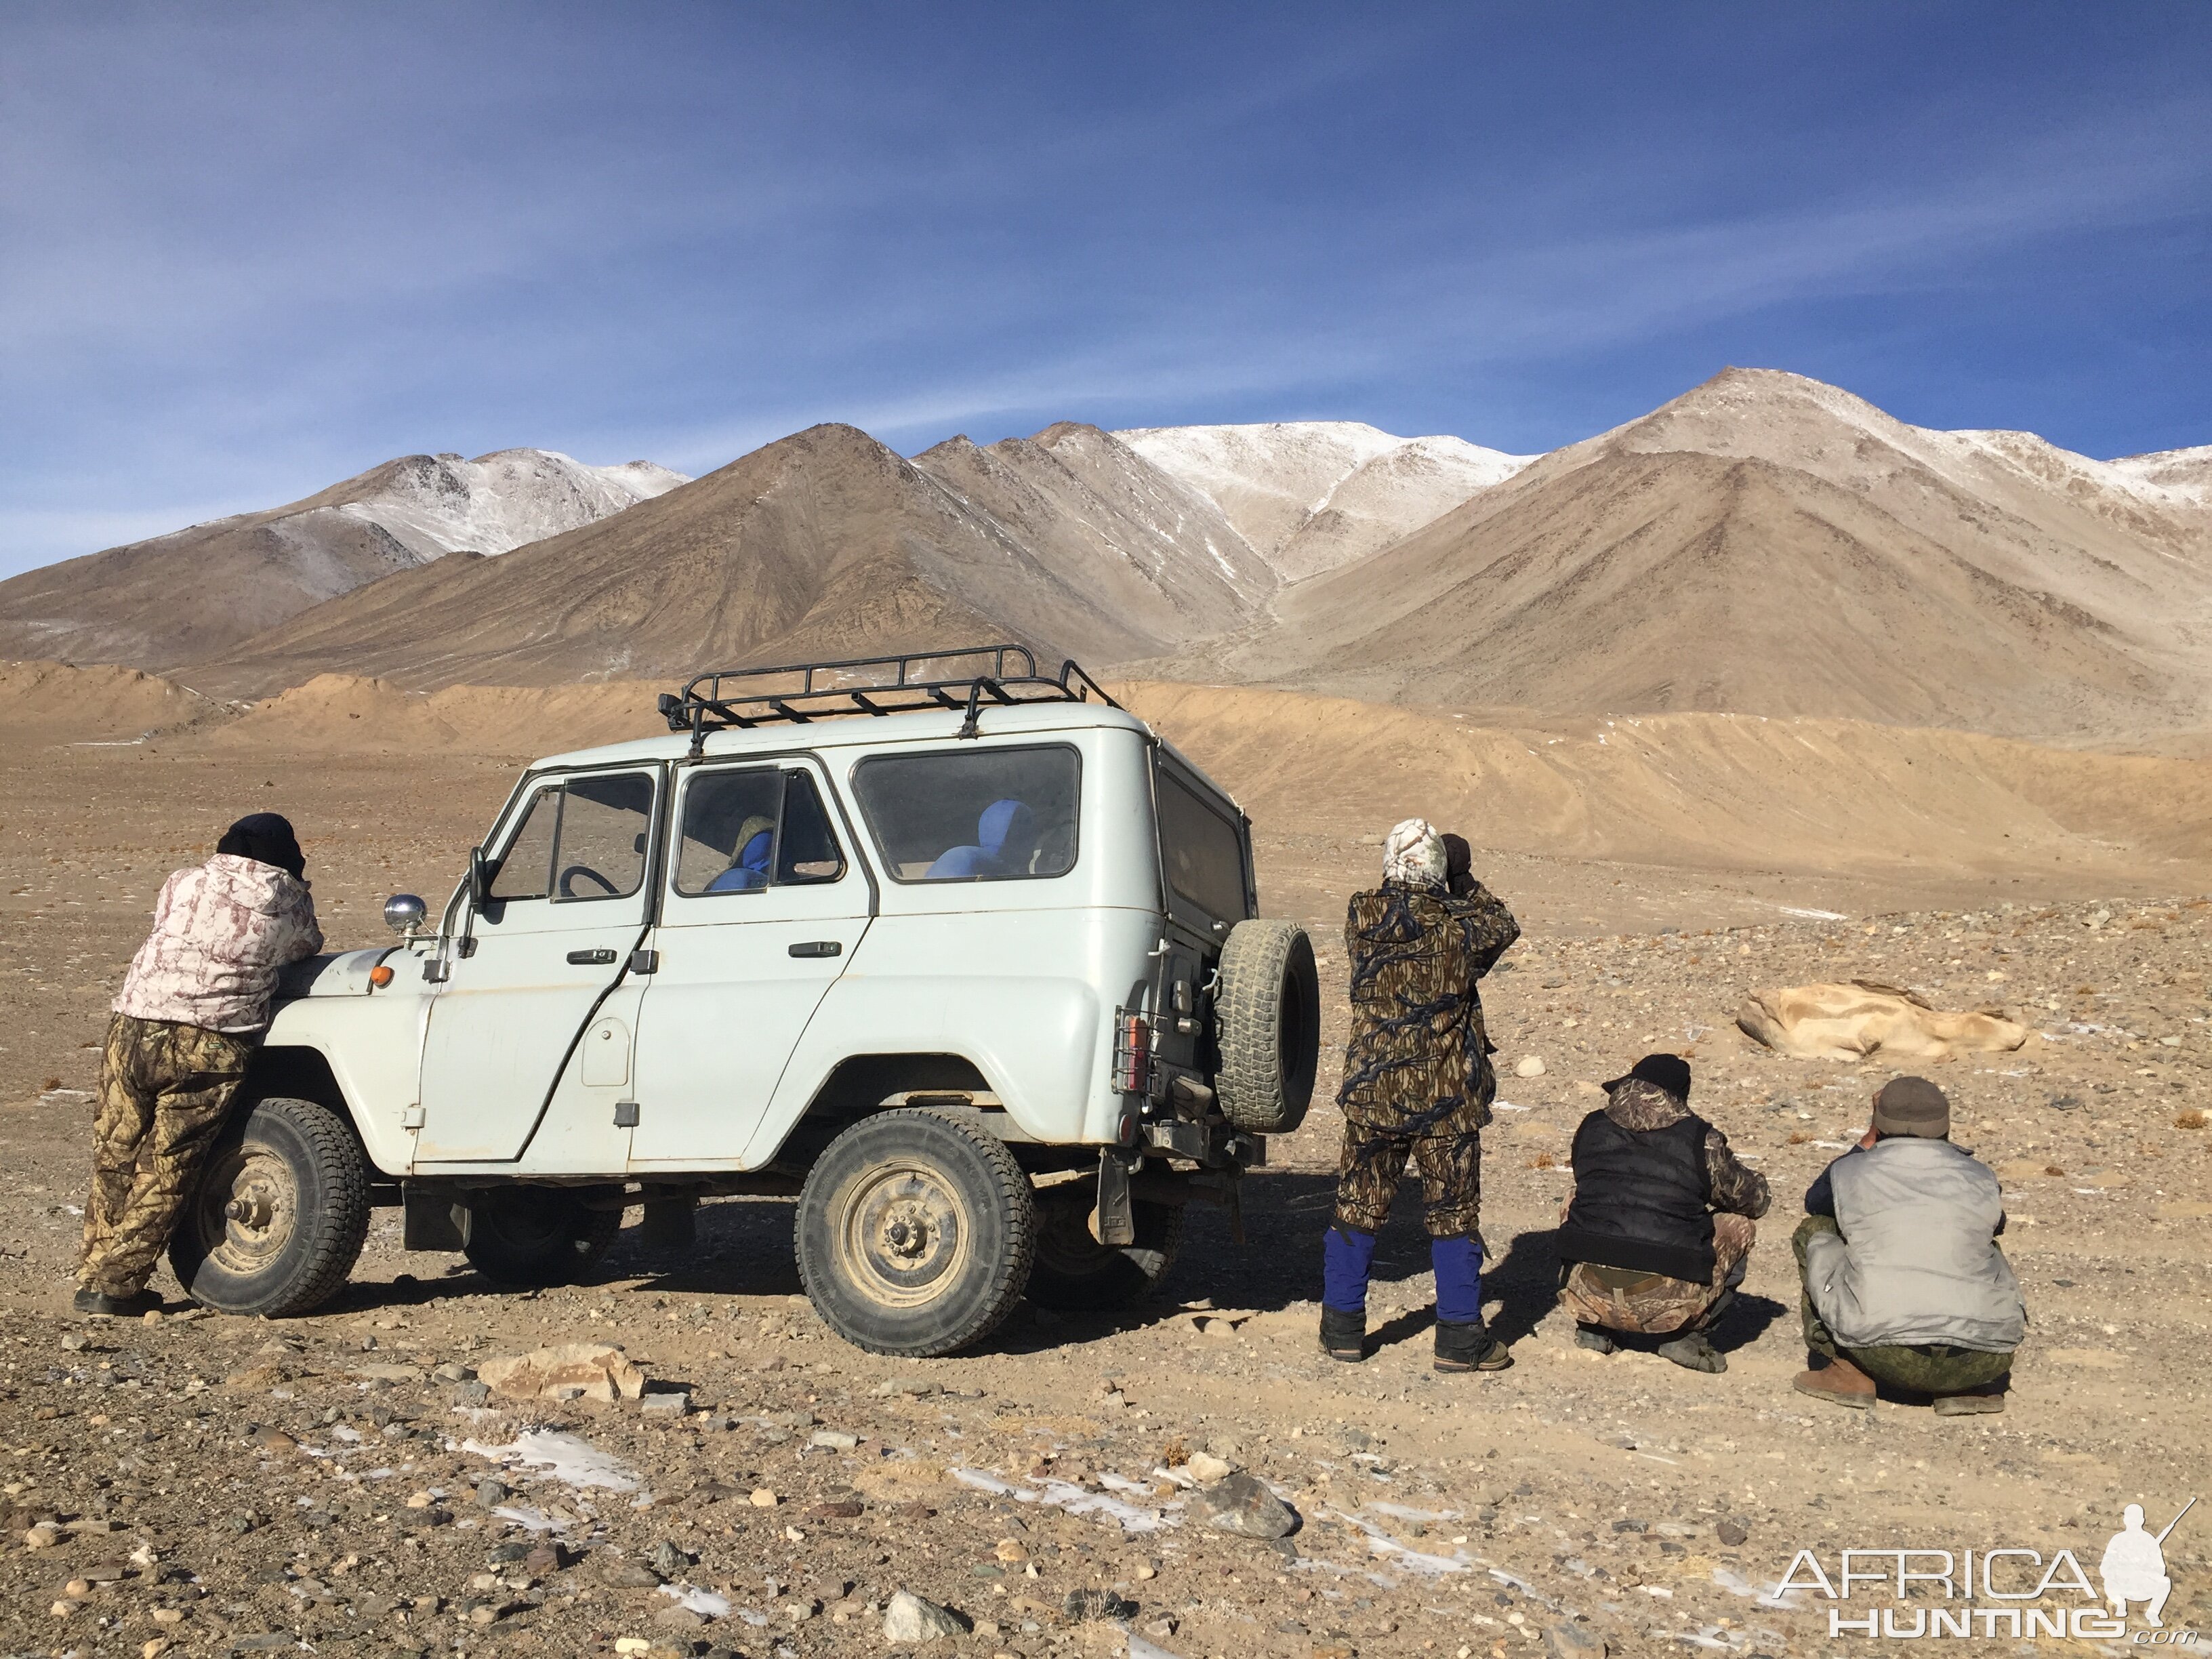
1319;1307;1366;1363
1433;1319;1513;1372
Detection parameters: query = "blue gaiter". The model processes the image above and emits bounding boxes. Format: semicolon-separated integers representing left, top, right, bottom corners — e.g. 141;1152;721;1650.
1322;1225;1378;1315
1431;1233;1485;1326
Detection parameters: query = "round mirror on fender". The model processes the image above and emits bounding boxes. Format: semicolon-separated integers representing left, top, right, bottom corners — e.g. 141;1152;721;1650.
383;893;428;937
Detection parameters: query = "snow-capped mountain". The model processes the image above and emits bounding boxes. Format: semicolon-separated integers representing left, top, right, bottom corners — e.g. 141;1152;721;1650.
333;449;689;559
1115;420;1534;581
0;447;688;668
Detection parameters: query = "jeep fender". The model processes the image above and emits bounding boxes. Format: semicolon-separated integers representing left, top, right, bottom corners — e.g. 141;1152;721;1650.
259;992;430;1175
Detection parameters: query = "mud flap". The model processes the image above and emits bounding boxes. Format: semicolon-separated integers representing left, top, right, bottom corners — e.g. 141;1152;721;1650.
1090;1150;1136;1246
401;1185;469;1251
641;1194;697;1250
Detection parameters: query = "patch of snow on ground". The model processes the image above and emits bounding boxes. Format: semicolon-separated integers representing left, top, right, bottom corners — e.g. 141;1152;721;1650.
463;1430;641;1492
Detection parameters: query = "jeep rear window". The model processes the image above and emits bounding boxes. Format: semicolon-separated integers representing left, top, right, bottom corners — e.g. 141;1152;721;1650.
852;745;1080;882
1156;766;1249;924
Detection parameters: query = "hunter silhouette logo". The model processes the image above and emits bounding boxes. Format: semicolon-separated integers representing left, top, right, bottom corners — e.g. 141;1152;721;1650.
2104;1499;2192;1629
1776;1496;2196;1641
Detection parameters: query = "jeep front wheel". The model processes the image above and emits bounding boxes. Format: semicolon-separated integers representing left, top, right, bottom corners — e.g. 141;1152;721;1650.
796;1109;1036;1357
1025;1179;1183;1311
462;1187;624;1287
168;1095;371;1317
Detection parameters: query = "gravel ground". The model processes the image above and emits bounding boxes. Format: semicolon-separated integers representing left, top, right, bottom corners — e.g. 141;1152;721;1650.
1;747;2207;1658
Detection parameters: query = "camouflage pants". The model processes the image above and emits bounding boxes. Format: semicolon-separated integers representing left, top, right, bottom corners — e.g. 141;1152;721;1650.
1556;1205;1755;1336
79;1013;254;1296
1793;1216;2015;1393
1334;1108;1482;1238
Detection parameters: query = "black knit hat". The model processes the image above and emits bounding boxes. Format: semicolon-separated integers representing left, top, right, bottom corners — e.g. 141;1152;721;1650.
218;813;305;880
1607;1052;1692;1099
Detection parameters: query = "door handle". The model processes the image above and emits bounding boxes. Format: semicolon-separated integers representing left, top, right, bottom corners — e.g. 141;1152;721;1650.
788;941;842;958
566;948;617;965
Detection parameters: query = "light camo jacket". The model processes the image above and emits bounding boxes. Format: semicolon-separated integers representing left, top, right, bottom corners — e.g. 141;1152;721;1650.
115;854;324;1033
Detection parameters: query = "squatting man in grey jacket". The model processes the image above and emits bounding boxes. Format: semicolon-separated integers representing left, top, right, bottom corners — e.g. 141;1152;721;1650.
1791;1076;2026;1414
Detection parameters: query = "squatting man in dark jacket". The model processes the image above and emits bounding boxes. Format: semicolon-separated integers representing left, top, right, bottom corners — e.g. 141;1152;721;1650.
1554;1052;1770;1373
1321;818;1520;1372
75;814;323;1315
1792;1076;2025;1414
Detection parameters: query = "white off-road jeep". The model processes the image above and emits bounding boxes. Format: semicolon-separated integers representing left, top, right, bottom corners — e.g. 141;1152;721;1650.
170;647;1320;1356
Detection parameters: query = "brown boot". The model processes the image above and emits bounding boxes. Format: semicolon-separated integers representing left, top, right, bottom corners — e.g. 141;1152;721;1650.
1793;1353;1876;1409
1933;1382;2007;1416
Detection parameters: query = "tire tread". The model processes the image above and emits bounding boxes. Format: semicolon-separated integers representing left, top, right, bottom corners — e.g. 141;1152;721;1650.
1214;919;1319;1134
796;1107;1037;1358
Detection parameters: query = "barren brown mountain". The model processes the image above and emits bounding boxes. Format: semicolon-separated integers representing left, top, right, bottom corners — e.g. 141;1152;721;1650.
0;449;682;668
1168;369;2212;741
186;423;1271;696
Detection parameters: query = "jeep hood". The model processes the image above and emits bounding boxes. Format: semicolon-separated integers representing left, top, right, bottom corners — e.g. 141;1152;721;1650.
276;948;398;1000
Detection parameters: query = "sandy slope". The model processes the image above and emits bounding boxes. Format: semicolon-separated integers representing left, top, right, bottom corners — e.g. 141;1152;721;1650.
14;663;2210;895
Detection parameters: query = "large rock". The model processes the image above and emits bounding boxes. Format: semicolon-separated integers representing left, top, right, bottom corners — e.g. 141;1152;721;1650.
476;1343;646;1404
882;1589;968;1641
1191;1472;1297;1539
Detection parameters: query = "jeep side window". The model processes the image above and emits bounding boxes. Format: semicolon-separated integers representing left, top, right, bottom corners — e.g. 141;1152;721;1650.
674;768;846;896
486;773;654;904
851;745;1080;882
553;773;654;900
487;785;559;901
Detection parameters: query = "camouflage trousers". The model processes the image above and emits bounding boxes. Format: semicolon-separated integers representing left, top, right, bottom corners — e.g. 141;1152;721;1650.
1334;1106;1483;1238
1793;1215;2015;1393
79;1012;254;1297
1555;1205;1755;1336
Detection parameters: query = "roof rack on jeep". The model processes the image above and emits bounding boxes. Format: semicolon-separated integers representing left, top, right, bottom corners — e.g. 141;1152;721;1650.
657;644;1122;752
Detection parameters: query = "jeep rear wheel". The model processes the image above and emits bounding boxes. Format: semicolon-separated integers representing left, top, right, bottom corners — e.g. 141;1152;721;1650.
462;1187;624;1287
169;1095;370;1317
796;1109;1036;1357
1214;918;1321;1134
1025;1179;1182;1311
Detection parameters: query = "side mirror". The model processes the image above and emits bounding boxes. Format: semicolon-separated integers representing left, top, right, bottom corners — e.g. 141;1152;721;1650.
468;846;489;909
383;893;428;937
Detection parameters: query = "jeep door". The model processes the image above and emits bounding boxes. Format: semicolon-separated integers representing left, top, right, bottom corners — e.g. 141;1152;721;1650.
626;758;872;1165
413;768;658;1164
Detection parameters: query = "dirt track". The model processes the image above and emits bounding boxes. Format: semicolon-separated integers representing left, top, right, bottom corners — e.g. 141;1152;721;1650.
3;740;2209;1658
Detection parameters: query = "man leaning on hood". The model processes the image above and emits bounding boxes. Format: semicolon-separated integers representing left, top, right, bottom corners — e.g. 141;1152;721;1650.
74;813;324;1315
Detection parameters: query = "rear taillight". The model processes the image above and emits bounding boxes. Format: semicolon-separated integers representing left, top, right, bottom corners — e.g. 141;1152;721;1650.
1111;1010;1152;1095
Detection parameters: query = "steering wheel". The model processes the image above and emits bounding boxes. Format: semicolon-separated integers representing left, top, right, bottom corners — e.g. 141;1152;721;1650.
556;863;619;898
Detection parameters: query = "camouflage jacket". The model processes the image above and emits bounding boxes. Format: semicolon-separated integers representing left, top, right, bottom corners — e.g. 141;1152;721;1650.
115;855;323;1034
1337;878;1519;1134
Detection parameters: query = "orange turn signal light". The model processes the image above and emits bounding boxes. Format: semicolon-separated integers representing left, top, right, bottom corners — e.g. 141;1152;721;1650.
368;964;394;987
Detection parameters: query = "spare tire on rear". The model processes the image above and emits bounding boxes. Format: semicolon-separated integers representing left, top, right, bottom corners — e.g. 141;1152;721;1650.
1213;918;1320;1134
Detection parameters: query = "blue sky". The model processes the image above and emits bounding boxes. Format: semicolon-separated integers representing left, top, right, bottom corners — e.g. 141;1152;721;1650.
3;3;2208;577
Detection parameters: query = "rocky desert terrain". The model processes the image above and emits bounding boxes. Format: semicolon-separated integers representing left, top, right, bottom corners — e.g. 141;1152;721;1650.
1;683;2207;1659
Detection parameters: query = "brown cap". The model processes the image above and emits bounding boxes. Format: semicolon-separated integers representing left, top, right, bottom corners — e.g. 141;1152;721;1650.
1872;1076;1950;1138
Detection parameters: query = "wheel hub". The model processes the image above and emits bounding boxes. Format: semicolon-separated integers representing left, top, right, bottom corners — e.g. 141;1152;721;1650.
197;1144;298;1273
836;1163;971;1309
